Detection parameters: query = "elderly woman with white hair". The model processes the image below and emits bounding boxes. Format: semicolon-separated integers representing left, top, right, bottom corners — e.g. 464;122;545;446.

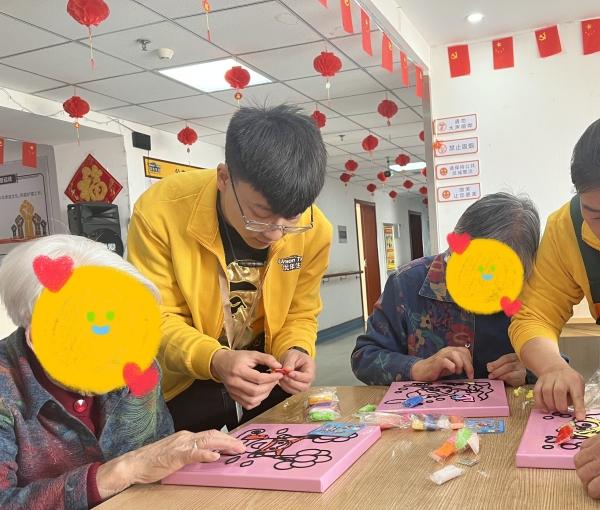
0;235;244;510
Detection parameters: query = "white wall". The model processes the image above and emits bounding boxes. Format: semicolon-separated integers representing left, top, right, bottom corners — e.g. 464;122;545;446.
429;21;600;247
316;175;429;330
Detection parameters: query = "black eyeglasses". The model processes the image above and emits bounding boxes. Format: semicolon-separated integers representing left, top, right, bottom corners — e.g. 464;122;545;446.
230;178;314;235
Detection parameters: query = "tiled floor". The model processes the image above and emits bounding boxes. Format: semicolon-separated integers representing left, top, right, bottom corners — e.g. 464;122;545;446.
314;327;365;387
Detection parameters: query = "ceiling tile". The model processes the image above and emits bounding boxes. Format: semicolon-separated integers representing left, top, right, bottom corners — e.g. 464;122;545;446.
325;144;351;157
296;102;341;119
364;65;420;104
240;40;357;81
325;91;389;116
350;108;422;129
101;105;178;125
374;121;423;139
143;94;236;118
0;63;64;93
1;42;141;83
0;0;162;40
82;72;197;104
286;68;384;102
201;132;227;147
320;116;362;135
91;22;227;70
151;121;221;137
391;86;421;107
0;14;67;58
35;86;128;111
330;32;392;68
321;129;367;146
190;113;231;132
386;134;423;148
280;0;361;39
211;82;310;107
135;0;261;19
178;2;320;54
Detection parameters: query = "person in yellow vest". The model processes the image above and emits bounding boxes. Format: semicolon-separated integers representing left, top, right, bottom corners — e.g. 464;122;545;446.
128;105;332;433
509;119;600;424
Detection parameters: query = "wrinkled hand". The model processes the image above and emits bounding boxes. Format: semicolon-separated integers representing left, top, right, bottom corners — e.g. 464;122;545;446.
210;349;283;409
534;363;586;420
575;434;600;498
487;353;526;387
278;348;316;394
96;429;245;499
410;347;474;382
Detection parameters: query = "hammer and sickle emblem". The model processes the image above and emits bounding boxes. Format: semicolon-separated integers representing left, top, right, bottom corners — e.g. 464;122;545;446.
539;32;547;42
344;0;349;5
450;51;458;60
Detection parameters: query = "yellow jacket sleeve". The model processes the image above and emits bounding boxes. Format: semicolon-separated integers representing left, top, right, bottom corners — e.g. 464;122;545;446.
509;212;584;355
271;218;332;361
127;209;226;382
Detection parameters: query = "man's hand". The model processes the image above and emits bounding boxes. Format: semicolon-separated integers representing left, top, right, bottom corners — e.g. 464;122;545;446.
575;434;600;498
410;347;474;382
487;353;527;387
210;350;283;409
278;348;316;394
534;363;586;420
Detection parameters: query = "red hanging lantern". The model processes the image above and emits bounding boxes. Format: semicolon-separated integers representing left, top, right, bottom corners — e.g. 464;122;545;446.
67;0;110;69
419;186;428;195
225;66;251;105
177;126;198;154
313;51;342;98
419;130;425;142
345;159;358;172
63;95;90;144
377;171;388;183
395;153;410;166
389;190;398;200
403;179;414;189
340;173;352;185
311;110;326;129
423;198;429;205
202;0;212;42
377;99;398;126
421;167;427;177
362;134;379;155
367;183;377;194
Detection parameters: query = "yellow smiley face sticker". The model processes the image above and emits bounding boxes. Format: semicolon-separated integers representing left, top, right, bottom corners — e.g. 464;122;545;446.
31;264;160;395
446;237;524;315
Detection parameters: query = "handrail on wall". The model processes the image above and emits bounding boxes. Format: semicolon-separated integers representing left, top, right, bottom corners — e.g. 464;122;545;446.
322;270;363;282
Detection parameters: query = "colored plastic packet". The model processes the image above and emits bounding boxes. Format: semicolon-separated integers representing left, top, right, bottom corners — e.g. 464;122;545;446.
464;418;504;434
411;414;464;431
430;465;464;485
358;411;412;430
306;387;341;422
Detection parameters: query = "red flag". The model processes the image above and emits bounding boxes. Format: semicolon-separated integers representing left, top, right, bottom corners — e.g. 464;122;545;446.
340;0;353;33
0;138;4;165
382;33;393;72
535;25;561;58
415;65;423;98
447;44;470;77
361;9;372;56
318;0;327;6
400;51;409;86
493;37;514;69
582;19;600;55
22;142;37;168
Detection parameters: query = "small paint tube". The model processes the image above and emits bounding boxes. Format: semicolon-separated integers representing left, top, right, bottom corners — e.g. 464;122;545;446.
430;465;465;485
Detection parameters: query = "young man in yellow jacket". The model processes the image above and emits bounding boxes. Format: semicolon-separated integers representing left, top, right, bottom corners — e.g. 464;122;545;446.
127;105;332;432
509;118;600;423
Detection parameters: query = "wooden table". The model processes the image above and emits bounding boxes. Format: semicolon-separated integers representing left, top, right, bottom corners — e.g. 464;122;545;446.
97;386;595;510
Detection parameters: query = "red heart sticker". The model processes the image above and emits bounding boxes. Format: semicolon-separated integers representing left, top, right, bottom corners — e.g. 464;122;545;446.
123;362;159;397
500;296;522;317
33;256;74;292
446;232;472;254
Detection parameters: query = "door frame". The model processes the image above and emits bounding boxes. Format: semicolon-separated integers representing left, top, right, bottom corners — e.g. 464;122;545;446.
408;209;424;261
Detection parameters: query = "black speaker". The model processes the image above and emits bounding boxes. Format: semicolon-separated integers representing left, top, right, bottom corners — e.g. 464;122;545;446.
67;202;124;256
132;131;151;151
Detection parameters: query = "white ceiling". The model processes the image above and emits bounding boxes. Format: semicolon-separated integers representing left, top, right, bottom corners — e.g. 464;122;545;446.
396;0;600;46
0;0;427;196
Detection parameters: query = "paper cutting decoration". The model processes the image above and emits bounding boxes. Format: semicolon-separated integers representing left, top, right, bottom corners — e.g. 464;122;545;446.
376;379;510;417
30;261;160;395
162;423;381;492
517;410;600;469
446;234;524;316
64;154;122;204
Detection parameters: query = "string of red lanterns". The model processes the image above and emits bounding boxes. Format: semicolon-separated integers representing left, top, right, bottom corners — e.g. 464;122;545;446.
67;0;110;69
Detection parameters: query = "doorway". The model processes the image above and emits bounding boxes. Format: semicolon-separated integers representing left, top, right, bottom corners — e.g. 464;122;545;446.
355;200;381;321
408;211;424;260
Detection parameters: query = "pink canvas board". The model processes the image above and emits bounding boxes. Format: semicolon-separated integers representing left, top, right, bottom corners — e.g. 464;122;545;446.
376;379;509;417
161;423;381;492
516;409;600;469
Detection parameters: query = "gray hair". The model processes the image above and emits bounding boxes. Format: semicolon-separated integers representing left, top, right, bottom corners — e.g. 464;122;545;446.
0;234;159;328
453;192;540;277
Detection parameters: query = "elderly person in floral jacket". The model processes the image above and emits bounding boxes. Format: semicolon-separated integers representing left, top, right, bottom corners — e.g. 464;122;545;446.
0;235;244;510
351;193;541;387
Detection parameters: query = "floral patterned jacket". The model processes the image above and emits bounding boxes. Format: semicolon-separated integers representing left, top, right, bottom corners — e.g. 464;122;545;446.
351;254;535;386
0;328;174;510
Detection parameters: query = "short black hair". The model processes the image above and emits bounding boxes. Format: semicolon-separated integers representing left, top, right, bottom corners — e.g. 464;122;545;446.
225;104;326;218
571;118;600;193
